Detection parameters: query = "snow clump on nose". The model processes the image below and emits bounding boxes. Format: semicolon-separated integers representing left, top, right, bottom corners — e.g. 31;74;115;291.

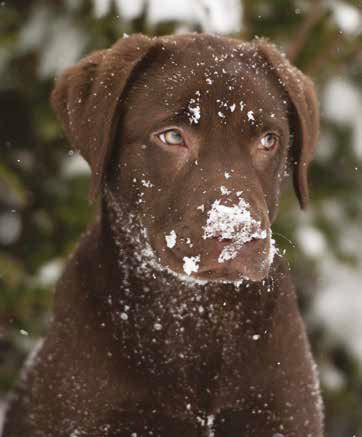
202;198;267;263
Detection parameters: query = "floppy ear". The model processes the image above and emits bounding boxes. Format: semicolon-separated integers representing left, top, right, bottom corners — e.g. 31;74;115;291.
51;34;156;202
255;40;320;209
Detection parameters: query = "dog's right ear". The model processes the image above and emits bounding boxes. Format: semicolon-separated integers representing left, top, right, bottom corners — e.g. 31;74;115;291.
51;34;156;202
255;40;320;210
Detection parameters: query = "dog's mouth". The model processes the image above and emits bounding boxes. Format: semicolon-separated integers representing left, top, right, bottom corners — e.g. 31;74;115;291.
162;238;272;283
149;197;275;283
208;234;265;255
152;228;274;283
211;235;261;246
197;233;273;281
200;197;270;272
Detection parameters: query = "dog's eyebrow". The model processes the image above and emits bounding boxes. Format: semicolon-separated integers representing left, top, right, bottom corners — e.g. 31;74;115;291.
148;107;194;130
257;117;289;133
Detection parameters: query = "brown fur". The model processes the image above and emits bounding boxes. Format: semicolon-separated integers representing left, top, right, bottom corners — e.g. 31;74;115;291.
3;33;323;437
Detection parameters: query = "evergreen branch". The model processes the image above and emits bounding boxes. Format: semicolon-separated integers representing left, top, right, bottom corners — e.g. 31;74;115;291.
287;0;325;63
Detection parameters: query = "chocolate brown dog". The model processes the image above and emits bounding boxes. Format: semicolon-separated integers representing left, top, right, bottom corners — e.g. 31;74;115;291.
3;33;323;437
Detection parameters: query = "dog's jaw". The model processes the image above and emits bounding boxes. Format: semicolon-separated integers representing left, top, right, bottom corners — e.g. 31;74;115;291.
104;187;277;287
104;187;211;287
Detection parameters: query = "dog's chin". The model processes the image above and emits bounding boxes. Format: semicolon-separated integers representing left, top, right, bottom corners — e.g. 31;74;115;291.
194;238;272;283
196;256;270;283
151;236;274;284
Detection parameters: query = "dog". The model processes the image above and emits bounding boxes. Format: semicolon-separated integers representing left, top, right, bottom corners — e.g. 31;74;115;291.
3;33;323;437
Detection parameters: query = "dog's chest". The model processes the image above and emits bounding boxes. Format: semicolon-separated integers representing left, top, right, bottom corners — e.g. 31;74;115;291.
108;279;275;382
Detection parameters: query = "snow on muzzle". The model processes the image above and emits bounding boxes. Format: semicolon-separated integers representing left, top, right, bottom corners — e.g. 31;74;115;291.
202;198;268;263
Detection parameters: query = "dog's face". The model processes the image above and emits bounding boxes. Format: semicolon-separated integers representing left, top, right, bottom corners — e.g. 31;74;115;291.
51;34;319;283
112;44;290;282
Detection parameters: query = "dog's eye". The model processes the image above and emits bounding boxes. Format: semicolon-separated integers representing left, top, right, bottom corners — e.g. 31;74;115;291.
159;130;185;146
259;133;279;151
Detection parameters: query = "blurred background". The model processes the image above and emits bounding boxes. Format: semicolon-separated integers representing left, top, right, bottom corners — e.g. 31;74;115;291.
0;0;361;435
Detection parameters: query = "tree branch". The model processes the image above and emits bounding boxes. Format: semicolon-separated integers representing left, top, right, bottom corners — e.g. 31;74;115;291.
287;0;325;63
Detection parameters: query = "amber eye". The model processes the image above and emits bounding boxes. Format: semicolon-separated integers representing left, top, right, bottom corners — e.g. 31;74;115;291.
158;129;185;146
259;133;279;151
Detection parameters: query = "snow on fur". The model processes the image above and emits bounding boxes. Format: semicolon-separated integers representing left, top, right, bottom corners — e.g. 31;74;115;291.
165;230;177;248
202;198;267;263
183;255;201;275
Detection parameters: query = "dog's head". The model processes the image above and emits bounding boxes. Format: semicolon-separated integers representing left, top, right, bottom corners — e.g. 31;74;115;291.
51;33;319;283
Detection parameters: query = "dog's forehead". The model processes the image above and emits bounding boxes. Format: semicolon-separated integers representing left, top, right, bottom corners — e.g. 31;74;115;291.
170;52;284;113
124;36;289;132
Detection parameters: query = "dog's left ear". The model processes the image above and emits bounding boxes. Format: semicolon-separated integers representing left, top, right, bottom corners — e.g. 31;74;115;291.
51;34;156;202
256;40;320;209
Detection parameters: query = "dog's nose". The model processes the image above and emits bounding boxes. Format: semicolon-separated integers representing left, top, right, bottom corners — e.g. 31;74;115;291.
202;198;267;243
211;234;232;243
211;221;262;242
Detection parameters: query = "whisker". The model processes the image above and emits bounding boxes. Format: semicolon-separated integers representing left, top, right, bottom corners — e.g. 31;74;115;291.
273;232;296;248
